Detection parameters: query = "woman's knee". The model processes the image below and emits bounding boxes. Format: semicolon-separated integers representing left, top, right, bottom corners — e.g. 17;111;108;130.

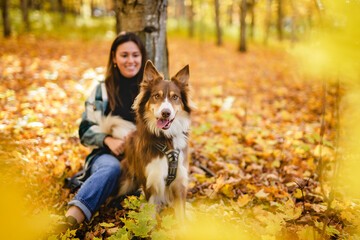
106;162;121;178
92;154;121;177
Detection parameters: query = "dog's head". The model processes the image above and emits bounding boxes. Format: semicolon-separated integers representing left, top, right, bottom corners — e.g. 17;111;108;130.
133;60;194;137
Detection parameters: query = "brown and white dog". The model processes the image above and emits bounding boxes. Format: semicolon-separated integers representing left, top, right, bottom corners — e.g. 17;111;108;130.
100;60;194;221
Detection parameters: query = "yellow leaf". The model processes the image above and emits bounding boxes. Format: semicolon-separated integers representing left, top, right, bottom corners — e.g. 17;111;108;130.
213;175;224;192
188;181;196;189
53;159;65;176
283;206;302;220
237;194;251;207
194;174;214;184
271;160;281;168
293;189;304;199
255;189;269;199
246;184;257;191
314;145;333;159
221;184;235;198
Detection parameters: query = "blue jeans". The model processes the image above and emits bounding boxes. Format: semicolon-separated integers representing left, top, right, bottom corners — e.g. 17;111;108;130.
68;154;121;221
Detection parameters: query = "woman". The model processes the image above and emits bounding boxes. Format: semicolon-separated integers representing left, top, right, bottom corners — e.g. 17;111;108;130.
61;32;146;229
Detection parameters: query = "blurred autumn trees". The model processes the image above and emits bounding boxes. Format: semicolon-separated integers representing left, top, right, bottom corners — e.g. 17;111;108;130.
1;0;324;51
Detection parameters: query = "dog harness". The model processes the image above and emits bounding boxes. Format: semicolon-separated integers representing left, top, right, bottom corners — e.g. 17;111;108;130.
154;142;180;186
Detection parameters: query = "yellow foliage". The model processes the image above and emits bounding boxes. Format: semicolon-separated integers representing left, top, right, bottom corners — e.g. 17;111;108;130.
237;194;251;207
178;209;253;240
293;189;304;199
339;88;360;200
221;184;235;198
293;0;360;82
0;182;51;240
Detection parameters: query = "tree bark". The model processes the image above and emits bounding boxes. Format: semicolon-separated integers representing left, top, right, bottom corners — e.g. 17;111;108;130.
239;0;247;52
175;0;185;18
114;0;121;34
187;0;194;38
91;0;95;17
20;0;30;32
58;0;65;23
264;0;272;45
289;0;297;46
227;1;233;25
249;0;255;41
1;0;11;38
277;0;283;41
214;0;222;46
119;0;169;78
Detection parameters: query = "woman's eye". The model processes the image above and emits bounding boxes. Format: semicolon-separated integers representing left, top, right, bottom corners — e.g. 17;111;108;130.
172;95;178;100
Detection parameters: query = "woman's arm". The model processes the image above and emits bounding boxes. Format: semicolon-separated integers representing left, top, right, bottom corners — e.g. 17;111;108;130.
78;83;110;149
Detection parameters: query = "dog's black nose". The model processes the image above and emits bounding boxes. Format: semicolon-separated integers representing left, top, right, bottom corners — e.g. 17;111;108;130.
161;109;171;118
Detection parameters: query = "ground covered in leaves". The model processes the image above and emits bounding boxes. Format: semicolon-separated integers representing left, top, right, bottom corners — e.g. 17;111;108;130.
1;36;358;239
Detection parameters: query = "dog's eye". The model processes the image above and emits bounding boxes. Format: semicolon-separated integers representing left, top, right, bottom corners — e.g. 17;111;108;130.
172;95;179;100
154;94;160;100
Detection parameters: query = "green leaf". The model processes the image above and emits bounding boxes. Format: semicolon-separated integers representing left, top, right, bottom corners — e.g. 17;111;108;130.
326;225;340;237
161;215;177;230
123;196;142;210
132;218;154;237
299;144;311;152
323;139;334;148
192;122;211;135
60;229;78;240
151;229;169;240
47;235;58;240
108;228;129;240
99;222;115;227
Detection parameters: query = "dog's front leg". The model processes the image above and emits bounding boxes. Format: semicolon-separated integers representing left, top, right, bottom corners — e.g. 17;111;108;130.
172;182;187;223
145;157;167;205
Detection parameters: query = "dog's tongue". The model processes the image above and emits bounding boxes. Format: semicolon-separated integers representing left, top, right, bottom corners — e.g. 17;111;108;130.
157;119;170;129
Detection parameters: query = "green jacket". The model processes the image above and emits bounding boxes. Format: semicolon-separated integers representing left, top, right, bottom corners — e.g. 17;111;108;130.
75;81;111;183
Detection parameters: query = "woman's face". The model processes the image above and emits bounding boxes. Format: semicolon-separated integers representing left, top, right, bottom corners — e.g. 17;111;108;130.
113;41;142;78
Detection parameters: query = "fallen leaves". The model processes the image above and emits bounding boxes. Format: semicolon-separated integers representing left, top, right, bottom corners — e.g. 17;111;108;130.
0;35;352;239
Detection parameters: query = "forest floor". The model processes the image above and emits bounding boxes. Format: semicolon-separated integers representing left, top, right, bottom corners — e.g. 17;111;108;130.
0;35;357;240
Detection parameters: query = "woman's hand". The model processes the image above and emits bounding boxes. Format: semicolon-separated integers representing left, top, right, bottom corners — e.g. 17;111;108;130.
104;136;125;156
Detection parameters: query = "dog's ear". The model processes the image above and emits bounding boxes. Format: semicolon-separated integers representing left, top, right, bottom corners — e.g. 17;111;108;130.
142;60;162;86
171;65;189;85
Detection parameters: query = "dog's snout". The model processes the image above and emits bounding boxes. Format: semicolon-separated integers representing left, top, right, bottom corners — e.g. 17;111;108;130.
161;108;171;118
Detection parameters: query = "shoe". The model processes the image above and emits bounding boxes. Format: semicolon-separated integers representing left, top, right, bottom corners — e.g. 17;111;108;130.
56;215;80;232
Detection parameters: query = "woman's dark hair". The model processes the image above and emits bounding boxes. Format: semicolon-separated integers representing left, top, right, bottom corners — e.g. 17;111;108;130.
105;32;147;111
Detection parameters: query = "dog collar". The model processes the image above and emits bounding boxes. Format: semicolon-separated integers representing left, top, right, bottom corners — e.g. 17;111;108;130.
154;142;180;186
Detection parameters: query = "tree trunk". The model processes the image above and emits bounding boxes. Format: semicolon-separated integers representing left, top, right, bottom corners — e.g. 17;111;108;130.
264;0;272;45
91;0;95;17
199;0;205;42
289;0;297;46
187;0;194;38
58;0;65;23
277;0;283;41
119;0;169;78
1;0;11;37
227;1;233;25
20;0;30;32
239;0;247;52
214;0;222;46
249;0;255;41
175;0;185;18
114;0;121;34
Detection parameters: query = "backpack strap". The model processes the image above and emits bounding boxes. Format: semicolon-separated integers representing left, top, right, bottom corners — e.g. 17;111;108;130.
63;169;87;193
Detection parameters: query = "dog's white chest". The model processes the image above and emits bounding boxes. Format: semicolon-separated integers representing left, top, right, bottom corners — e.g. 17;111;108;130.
145;150;187;205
